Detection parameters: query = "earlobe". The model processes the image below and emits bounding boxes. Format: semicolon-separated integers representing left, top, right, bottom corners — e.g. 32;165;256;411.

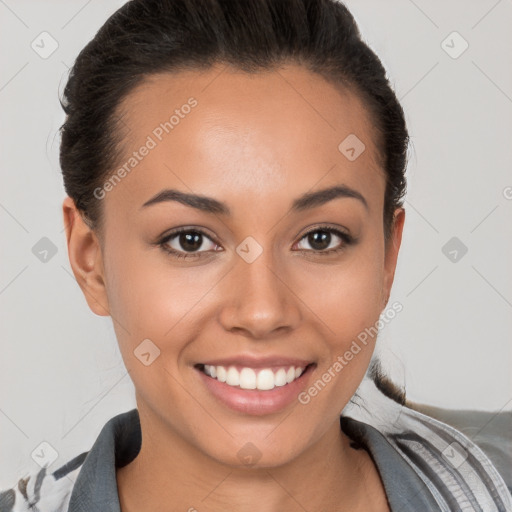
62;196;110;317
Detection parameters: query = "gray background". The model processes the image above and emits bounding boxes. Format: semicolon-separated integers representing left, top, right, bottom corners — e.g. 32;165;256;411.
1;0;511;485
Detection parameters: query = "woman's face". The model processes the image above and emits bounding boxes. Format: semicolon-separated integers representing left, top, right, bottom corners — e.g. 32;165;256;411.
66;63;404;468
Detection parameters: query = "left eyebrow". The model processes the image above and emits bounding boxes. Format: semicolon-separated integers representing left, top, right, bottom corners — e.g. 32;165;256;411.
140;184;368;215
291;185;368;212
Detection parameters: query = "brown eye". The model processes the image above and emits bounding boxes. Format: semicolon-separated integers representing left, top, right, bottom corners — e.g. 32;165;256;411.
176;231;203;252
295;226;354;254
304;230;332;251
159;228;220;259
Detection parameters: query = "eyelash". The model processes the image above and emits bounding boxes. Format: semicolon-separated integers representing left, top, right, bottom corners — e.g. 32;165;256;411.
157;225;356;261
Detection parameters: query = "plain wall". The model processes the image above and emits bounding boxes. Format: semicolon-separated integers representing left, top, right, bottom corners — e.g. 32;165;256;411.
1;0;511;486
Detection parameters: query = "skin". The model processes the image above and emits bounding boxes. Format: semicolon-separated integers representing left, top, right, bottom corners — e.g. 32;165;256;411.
63;62;405;512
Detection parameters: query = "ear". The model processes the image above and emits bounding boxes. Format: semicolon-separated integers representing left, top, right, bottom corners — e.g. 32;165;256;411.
381;207;405;309
62;196;110;317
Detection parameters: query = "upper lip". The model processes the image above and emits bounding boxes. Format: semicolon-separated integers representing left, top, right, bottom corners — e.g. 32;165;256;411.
197;355;314;369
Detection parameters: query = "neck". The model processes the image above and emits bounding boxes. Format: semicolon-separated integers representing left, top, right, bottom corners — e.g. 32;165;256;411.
116;403;389;512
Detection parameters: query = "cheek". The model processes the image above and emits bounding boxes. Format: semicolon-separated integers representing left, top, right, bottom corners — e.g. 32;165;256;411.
293;248;385;418
107;257;190;332
300;247;384;338
301;244;384;385
103;238;222;358
102;245;212;404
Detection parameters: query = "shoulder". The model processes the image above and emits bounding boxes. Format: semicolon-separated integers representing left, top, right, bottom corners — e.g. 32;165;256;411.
0;408;139;512
407;402;512;493
342;375;512;511
0;451;87;512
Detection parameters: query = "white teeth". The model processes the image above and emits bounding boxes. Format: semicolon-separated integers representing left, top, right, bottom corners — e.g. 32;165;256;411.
226;367;240;386
239;368;256;389
202;364;307;391
216;365;226;382
256;369;275;391
274;368;287;387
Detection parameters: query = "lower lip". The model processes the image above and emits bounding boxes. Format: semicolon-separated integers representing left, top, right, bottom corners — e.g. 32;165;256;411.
196;365;315;416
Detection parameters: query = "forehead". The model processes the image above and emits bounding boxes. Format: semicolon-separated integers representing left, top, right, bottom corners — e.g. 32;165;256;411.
109;63;385;213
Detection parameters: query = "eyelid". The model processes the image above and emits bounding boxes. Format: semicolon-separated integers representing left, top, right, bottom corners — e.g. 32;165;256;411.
293;224;354;252
297;222;351;239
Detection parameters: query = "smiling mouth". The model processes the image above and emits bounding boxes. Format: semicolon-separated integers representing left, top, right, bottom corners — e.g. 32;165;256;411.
195;363;315;391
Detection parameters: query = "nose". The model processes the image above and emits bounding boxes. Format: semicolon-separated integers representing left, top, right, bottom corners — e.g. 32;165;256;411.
218;247;302;339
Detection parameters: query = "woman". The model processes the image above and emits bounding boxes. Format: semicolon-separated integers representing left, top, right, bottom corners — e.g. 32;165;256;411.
1;0;510;511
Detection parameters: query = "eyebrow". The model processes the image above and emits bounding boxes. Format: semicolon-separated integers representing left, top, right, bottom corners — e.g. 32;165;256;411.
140;184;368;215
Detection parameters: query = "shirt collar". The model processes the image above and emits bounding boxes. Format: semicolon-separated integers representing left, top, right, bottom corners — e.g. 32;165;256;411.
67;408;437;511
68;409;140;512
